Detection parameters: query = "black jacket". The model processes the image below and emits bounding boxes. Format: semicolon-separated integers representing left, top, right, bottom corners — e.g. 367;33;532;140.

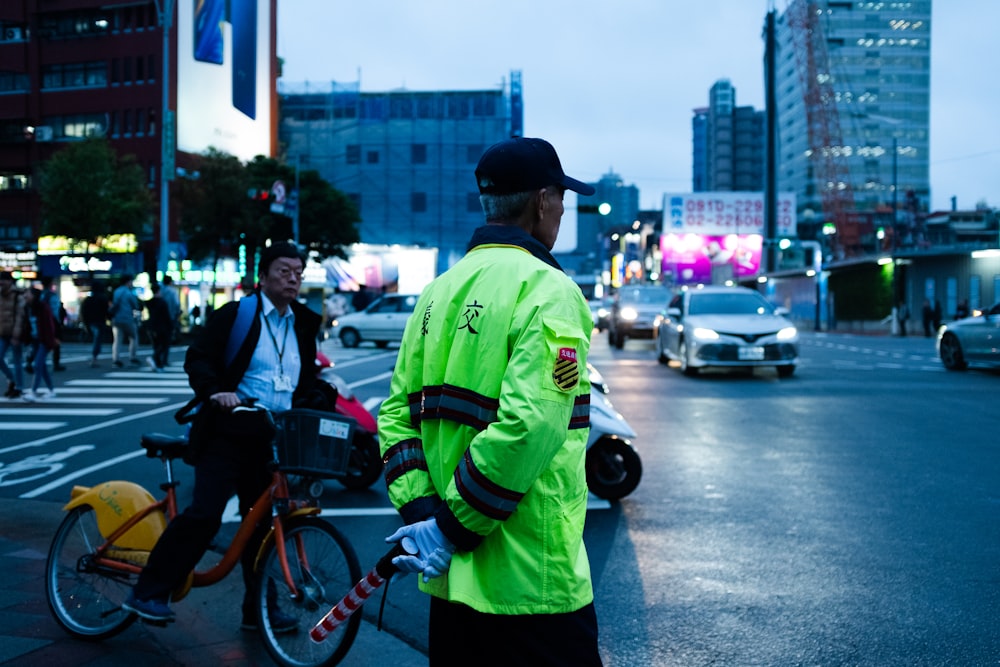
184;294;323;407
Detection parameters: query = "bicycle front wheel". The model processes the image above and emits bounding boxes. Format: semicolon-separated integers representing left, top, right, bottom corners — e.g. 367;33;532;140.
255;516;362;667
46;505;137;640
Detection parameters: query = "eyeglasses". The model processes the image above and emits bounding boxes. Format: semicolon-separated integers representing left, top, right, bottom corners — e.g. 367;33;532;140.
273;266;304;281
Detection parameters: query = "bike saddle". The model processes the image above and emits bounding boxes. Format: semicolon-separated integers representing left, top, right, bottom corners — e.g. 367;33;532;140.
140;433;190;460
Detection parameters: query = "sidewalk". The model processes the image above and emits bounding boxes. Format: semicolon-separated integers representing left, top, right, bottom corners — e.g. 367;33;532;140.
0;345;428;666
0;497;428;666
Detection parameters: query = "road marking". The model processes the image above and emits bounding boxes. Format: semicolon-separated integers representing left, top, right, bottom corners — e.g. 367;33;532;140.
346;370;394;388
1;408;121;417
220;495;612;523
65;379;191;387
54;387;194;394
19;447;147;499
33;397;168;405
0;422;67;430
1;400;189;455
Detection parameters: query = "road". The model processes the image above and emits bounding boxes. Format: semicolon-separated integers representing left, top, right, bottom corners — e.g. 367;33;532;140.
1;331;998;665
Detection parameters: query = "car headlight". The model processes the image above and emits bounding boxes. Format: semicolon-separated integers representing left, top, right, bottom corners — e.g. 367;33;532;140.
776;326;798;340
691;327;719;340
620;307;638;321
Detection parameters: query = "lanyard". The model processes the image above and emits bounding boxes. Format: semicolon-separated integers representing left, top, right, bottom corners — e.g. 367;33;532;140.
262;310;290;375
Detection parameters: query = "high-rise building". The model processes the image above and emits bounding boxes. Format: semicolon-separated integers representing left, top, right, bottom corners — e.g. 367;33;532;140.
775;0;931;248
278;72;522;274
692;79;765;193
0;0;278;276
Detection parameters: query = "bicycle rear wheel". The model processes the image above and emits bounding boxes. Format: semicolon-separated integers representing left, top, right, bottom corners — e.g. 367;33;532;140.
255;516;362;667
46;505;137;640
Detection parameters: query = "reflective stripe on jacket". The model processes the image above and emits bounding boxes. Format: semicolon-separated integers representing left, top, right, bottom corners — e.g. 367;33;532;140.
379;226;594;615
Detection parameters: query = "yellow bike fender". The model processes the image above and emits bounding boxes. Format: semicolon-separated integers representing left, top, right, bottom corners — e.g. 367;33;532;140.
64;481;167;550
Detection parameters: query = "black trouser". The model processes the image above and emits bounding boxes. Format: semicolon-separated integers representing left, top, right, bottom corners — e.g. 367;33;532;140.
133;432;272;606
150;329;171;368
429;597;603;666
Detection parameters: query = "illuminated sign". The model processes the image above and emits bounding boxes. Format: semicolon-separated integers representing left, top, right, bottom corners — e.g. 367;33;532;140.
660;233;763;285
663;192;796;236
177;0;273;161
37;235;139;254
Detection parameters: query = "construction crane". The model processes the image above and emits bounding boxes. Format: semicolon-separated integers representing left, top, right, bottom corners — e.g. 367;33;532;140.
785;0;862;258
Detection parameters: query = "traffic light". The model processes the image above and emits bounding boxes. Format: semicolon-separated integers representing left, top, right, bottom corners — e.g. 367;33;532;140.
247;188;270;201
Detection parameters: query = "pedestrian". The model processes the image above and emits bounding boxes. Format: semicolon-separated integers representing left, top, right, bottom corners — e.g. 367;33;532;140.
932;299;942;331
123;242;337;628
955;299;970;320
379;137;602;666
0;270;26;399
161;274;181;345
81;283;110;367
21;287;58;401
110;274;141;367
921;299;932;337
39;276;67;371
897;299;910;337
144;283;172;372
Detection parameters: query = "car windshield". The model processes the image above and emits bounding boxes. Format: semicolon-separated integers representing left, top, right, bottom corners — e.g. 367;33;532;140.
618;288;666;305
688;292;775;316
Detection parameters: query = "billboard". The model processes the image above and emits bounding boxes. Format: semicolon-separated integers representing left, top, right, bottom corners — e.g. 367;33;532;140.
660;233;763;285
663;192;796;236
177;0;272;161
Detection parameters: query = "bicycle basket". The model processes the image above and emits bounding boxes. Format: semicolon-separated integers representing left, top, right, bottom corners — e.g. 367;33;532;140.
273;409;356;477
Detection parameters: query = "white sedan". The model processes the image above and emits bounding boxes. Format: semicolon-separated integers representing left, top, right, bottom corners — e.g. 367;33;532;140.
656;285;799;377
331;294;419;348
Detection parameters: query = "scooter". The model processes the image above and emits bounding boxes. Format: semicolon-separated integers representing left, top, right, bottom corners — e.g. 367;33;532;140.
585;364;642;501
290;352;383;496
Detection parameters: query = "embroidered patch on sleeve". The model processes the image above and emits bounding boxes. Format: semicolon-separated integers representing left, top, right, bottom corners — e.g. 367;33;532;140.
552;347;579;391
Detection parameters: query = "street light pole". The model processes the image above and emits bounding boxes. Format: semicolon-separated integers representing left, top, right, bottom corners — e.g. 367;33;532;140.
156;0;176;279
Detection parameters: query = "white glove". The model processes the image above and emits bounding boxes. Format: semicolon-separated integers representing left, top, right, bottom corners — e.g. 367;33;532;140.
385;517;456;582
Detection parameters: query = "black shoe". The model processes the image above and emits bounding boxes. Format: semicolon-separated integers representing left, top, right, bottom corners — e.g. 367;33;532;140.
122;592;175;622
113;360;124;368
4;382;13;398
241;609;298;634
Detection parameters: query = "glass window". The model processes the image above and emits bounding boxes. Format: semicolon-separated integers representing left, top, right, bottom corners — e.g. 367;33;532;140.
411;144;427;164
411;192;427;213
366;150;379;164
969;275;981;311
345;145;360;165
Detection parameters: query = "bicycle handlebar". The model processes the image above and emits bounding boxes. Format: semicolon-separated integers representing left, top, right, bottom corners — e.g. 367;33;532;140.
309;537;417;643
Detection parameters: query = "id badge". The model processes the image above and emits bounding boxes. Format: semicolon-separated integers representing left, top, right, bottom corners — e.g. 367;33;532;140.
273;375;293;392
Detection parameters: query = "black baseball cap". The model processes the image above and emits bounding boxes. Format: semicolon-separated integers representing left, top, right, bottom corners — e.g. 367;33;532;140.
475;137;596;196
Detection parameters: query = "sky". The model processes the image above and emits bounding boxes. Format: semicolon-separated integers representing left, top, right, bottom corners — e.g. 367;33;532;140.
276;0;999;215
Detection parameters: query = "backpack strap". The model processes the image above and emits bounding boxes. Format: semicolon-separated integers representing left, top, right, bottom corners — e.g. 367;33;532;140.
224;293;259;367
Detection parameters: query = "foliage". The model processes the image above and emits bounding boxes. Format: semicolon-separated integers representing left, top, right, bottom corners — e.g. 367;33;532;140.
829;263;893;321
176;151;360;277
174;148;255;264
38;138;153;249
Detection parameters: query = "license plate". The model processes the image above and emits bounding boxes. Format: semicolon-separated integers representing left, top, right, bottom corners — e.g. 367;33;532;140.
739;346;765;360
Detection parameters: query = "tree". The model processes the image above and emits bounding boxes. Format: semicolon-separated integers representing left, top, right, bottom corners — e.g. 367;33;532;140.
38;138;152;251
174;148;253;264
176;150;361;286
245;156;360;259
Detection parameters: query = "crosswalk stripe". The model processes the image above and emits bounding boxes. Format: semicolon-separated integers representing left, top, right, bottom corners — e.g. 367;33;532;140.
0;422;67;430
54;387;194;394
65;380;191;387
32;397;167;405
1;408;122;417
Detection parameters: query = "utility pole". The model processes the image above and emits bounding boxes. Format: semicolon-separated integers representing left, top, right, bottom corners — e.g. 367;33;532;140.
155;0;176;279
764;9;778;274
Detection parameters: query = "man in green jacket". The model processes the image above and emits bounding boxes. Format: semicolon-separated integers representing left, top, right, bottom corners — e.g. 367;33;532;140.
379;137;602;666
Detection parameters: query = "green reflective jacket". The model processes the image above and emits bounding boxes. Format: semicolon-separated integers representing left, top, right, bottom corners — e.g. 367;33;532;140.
378;225;594;615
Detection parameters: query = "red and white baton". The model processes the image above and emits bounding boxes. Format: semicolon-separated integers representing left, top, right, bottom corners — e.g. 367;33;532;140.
310;537;417;644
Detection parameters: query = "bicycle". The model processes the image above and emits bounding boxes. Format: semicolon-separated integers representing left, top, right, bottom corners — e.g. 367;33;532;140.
44;405;364;667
